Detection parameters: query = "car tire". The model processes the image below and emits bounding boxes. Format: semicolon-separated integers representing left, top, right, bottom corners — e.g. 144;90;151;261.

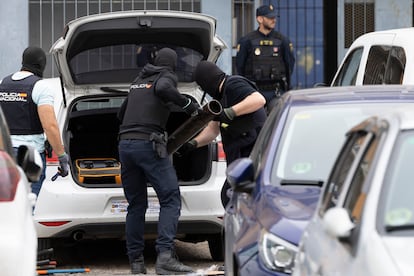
208;233;224;261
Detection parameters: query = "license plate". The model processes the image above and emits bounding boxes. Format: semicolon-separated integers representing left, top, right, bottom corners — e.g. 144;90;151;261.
110;198;160;214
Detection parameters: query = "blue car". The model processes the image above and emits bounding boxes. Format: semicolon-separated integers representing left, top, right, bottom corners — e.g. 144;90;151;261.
224;85;414;276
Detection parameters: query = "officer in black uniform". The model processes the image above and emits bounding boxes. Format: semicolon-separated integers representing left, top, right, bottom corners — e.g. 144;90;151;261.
236;4;295;114
181;61;267;208
117;48;197;275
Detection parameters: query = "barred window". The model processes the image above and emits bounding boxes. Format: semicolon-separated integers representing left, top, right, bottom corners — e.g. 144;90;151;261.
344;0;374;48
28;0;201;77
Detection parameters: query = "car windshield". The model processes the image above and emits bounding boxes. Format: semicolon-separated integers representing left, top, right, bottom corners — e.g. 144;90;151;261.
382;130;414;231
270;104;397;184
68;43;203;85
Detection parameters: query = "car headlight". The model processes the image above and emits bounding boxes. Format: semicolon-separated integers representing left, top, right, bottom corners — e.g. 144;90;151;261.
258;229;297;273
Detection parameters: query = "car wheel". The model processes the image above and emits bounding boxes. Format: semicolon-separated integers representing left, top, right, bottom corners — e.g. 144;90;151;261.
208;233;224;261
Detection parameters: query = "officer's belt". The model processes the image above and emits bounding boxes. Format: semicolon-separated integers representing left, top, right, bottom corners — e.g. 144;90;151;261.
119;132;151;140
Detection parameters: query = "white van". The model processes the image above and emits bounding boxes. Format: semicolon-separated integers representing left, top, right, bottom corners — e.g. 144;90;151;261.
331;27;414;86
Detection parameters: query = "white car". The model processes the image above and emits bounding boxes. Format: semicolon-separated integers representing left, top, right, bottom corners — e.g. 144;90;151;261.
0;107;42;276
331;27;414;86
34;10;227;261
294;107;414;276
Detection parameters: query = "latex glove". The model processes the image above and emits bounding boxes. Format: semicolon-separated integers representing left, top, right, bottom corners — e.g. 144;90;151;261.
58;153;69;177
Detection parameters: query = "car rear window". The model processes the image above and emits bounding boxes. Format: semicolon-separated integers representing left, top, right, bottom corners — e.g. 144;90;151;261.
69;43;203;85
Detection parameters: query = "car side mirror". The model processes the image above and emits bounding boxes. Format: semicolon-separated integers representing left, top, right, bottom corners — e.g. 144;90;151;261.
16;145;43;183
226;157;255;194
323;207;355;238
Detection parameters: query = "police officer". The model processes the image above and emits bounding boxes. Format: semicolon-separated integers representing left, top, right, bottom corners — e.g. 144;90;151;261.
0;46;69;197
181;61;267;208
236;4;295;114
117;48;197;275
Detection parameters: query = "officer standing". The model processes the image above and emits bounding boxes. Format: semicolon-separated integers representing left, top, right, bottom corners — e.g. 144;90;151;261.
0;46;69;197
181;61;267;208
236;4;295;114
117;48;197;275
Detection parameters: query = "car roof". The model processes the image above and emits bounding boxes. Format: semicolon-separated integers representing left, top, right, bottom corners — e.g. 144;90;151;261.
376;106;414;130
355;27;414;40
284;85;414;105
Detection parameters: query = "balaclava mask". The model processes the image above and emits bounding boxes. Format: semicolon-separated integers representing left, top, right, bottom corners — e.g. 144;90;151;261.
154;48;177;71
193;61;226;100
21;46;47;77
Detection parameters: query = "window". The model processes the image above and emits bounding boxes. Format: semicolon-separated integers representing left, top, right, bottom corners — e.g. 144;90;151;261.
363;46;390;84
344;0;374;48
233;0;255;48
382;130;414;229
363;46;406;85
332;47;363;86
69;44;203;84
344;137;379;222
319;130;372;216
384;46;406;84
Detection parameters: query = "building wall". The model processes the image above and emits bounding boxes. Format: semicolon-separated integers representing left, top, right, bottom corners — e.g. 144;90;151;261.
376;0;412;30
337;0;412;63
0;0;28;77
1;0;413;83
201;0;232;75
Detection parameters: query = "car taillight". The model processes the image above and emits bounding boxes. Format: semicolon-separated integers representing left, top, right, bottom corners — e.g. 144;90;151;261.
217;141;226;162
0;151;20;202
39;221;71;227
46;151;58;165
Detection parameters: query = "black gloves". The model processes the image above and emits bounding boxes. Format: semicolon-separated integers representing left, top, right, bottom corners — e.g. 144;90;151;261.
219;107;236;127
183;99;203;117
176;139;198;156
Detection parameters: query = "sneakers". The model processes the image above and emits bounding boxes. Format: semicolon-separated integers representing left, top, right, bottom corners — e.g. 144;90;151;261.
155;250;193;275
130;255;147;274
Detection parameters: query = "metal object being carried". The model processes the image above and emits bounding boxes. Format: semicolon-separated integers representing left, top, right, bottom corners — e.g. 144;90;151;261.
167;99;223;154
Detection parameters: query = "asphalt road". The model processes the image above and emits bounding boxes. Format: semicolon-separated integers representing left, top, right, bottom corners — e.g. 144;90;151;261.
45;239;221;276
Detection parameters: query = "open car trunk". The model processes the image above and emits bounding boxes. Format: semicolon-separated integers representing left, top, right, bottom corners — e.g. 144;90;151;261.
65;95;212;187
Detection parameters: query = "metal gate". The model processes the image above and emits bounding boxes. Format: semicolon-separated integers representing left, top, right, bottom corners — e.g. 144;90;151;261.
28;0;201;77
272;0;324;89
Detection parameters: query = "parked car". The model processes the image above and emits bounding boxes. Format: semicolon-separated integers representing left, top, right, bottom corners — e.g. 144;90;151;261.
331;27;414;86
225;85;414;276
33;10;227;261
0;107;43;275
293;109;414;276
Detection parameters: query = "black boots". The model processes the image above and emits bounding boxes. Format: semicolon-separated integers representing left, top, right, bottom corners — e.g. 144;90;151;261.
130;254;147;274
155;250;193;275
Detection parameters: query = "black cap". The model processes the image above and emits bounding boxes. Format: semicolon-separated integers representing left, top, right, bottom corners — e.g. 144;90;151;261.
21;46;47;77
256;5;277;18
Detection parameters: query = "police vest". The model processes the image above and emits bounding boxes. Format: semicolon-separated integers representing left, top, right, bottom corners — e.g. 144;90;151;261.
244;31;287;91
119;72;169;134
0;74;43;135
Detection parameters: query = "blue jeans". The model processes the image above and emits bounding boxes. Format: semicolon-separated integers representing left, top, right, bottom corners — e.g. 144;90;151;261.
118;139;181;262
13;147;46;197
